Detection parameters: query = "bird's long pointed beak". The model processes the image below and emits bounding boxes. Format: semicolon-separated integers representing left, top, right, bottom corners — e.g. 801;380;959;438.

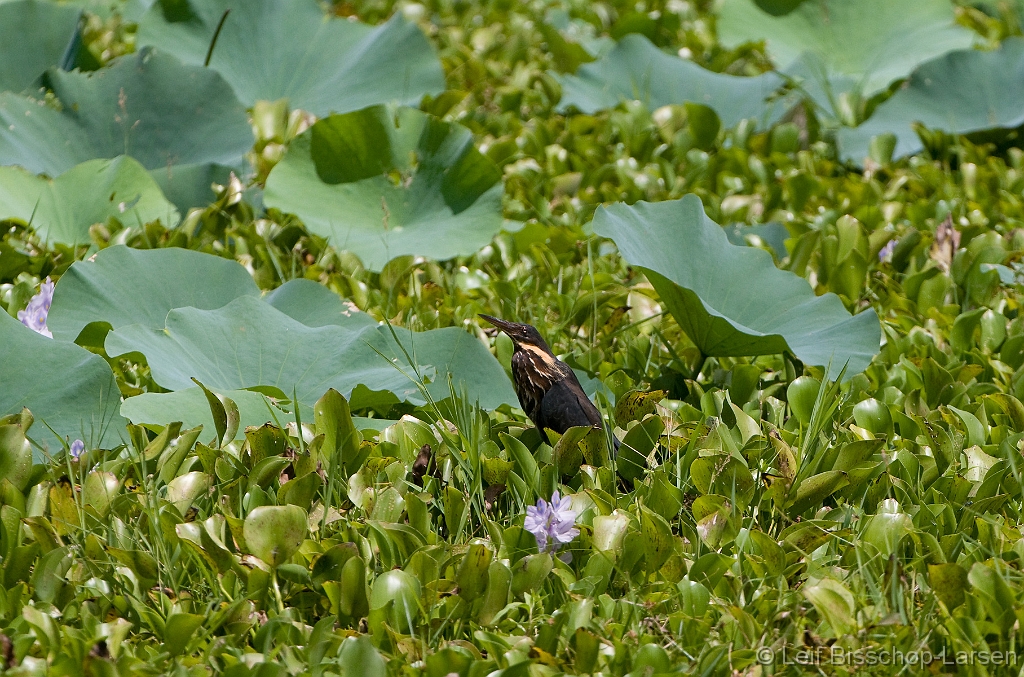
479;314;515;333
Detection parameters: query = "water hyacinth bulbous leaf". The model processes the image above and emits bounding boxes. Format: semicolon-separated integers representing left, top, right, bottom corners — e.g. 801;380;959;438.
163;613;204;657
165;471;212;514
928;562;968;610
0;0;82;93
243;505;307;566
555;34;786;129
121;388;392;441
510;553;553;598
718;0;973;102
82;471;120;517
592;195;880;378
457;543;493;603
0;158;178;247
338;636;387;677
477;560;512;626
838;39;1024;163
0;424;33;491
0;49;253;210
0;313;125;454
369;569;421;633
803;578;857;637
592;510;631;555
138;0;444;116
264;106;507;272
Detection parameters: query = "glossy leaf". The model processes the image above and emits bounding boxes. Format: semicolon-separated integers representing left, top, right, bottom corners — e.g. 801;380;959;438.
457;543;493;602
369;569;421;633
0;424;33;491
928;562;968;610
165;471;211;514
338;635;387;677
164;613;204;656
639;503;674;573
803;578;857;637
243;505;307;566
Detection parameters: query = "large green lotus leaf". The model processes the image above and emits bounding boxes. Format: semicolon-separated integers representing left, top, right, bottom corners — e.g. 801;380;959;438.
137;0;444;115
104;296;415;400
0;157;178;247
0;312;125;455
120;387;396;440
0;48;252;210
49;245;259;342
0;0;82;93
65;0;160;22
264;278;377;330
50;246;378;340
555;34;785;128
264;106;507;272
591;195;879;377
105;296;517;414
378;326;518;411
718;0;974;100
838;39;1024;163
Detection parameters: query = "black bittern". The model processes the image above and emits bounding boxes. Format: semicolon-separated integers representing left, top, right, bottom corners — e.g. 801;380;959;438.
480;315;617;450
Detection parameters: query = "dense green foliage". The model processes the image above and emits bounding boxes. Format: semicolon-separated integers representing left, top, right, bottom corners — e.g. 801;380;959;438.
2;0;1024;675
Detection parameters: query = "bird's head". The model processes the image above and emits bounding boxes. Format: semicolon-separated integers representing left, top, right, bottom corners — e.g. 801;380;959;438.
479;315;550;351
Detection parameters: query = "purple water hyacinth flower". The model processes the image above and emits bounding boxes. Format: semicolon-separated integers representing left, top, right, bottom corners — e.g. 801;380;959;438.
878;239;896;263
69;440;85;458
524;491;579;553
17;277;55;338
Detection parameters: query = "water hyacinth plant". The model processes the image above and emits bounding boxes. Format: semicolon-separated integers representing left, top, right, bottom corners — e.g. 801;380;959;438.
524;491;579;555
878;239;896;262
17;276;53;337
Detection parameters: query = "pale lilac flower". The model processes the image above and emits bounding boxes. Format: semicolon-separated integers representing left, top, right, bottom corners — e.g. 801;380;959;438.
17;277;55;338
524;491;579;553
69;440;84;458
878;240;896;263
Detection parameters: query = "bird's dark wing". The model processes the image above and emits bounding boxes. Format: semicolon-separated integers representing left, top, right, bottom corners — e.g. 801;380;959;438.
539;376;602;433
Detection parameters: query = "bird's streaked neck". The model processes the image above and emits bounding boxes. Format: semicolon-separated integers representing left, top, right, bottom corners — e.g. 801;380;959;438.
516;341;557;366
